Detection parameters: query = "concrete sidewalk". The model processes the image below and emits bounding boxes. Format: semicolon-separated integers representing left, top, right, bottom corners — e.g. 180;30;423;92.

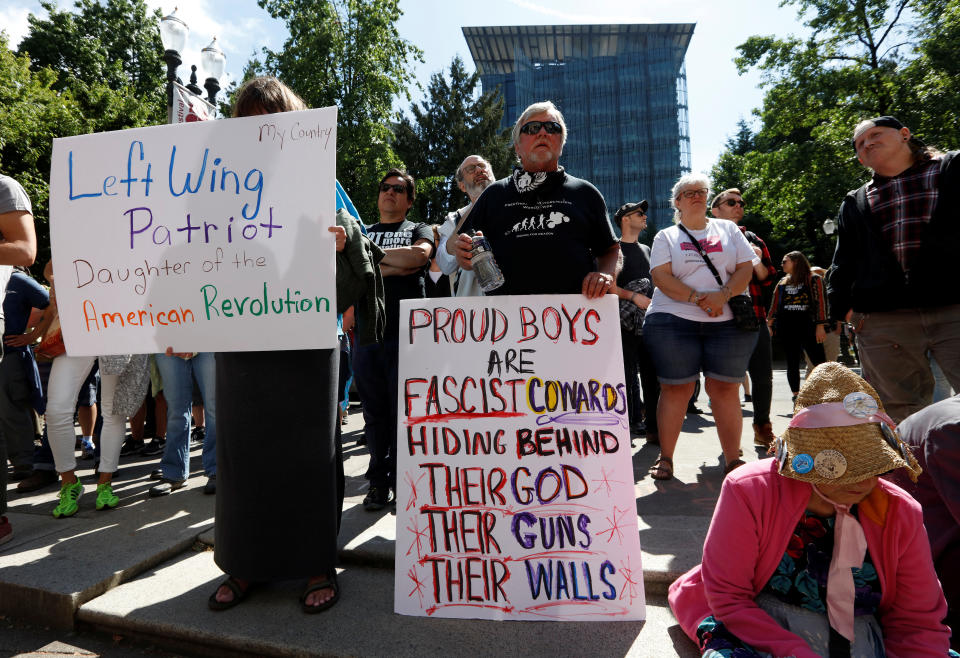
1;368;802;656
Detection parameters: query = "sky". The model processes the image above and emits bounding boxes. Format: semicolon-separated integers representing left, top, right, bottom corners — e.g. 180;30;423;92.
1;0;807;173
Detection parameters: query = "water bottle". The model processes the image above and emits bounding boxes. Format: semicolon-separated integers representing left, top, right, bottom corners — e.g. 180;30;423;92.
470;234;504;293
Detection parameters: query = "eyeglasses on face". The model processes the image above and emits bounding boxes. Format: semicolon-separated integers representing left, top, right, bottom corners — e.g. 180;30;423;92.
724;199;746;208
680;188;709;199
380;182;407;194
462;162;490;176
519;120;563;136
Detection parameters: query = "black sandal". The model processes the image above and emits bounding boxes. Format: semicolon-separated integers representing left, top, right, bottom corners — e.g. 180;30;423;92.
208;576;252;611
300;574;339;614
650;456;673;481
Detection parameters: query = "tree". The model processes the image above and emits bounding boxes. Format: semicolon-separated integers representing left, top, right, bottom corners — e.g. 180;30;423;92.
710;0;958;266
392;56;513;224
8;0;166;271
250;0;422;224
17;0;166;131
0;35;87;272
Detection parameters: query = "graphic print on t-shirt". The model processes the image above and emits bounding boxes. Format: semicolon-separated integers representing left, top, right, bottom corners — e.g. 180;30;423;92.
680;236;722;254
505;210;571;236
781;283;810;312
369;229;415;249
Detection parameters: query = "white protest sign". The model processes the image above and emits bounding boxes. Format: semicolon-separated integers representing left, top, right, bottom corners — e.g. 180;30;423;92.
49;107;338;355
395;294;645;621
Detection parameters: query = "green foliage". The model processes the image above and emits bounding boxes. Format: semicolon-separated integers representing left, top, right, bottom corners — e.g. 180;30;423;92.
250;0;423;224
392;56;513;224
7;0;166;272
712;0;959;267
18;0;166;128
0;34;87;271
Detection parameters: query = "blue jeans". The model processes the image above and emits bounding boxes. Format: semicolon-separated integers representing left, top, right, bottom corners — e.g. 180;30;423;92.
643;313;758;384
155;352;216;480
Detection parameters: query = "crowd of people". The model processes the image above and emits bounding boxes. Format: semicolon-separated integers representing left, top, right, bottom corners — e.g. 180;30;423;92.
2;78;959;654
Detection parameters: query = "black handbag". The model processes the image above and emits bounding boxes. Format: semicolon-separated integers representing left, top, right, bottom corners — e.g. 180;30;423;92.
676;224;759;332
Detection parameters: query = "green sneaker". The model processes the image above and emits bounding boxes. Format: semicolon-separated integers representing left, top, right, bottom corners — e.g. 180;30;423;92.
52;481;83;518
95;482;119;510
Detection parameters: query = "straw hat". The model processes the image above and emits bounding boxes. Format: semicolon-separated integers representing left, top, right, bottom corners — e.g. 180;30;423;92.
775;362;921;485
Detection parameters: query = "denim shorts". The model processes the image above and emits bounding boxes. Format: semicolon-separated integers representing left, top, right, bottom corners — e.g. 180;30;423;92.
642;313;758;384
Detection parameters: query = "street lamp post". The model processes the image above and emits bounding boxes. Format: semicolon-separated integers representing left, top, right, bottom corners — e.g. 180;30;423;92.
159;8;226;122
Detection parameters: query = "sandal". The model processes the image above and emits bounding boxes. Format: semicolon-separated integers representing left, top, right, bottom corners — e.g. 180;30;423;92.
724;458;746;477
301;574;339;614
650;456;673;481
208;576;252;611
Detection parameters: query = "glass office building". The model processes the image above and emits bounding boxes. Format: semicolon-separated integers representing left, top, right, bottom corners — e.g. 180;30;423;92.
463;24;694;232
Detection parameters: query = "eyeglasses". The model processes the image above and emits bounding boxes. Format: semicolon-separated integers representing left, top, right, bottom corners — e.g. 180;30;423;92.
462;162;489;176
380;182;407;194
680;188;709;199
723;199;746;208
519;120;563;136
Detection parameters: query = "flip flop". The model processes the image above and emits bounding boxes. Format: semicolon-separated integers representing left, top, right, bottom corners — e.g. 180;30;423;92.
301;574;339;614
650;456;673;481
208;576;252;611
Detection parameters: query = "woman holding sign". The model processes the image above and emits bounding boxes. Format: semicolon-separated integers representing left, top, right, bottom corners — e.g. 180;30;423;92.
208;77;347;614
669;363;954;657
642;173;758;480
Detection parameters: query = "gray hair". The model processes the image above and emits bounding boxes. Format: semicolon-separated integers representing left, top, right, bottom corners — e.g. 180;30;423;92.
670;172;712;224
455;155;490;182
512;101;567;148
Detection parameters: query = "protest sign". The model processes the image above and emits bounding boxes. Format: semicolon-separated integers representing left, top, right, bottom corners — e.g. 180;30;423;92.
394;294;645;621
48;107;338;355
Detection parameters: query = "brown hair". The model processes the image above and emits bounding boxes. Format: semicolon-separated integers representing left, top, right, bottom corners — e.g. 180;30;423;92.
711;187;742;209
907;139;944;164
784;250;813;287
378;168;416;203
232;76;307;118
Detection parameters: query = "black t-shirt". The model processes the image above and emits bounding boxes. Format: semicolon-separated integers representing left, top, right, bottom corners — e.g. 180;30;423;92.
463;168;617;295
617;241;652;288
366;219;434;340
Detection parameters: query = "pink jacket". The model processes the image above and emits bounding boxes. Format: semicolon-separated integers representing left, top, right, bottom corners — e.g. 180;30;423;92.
668;459;950;657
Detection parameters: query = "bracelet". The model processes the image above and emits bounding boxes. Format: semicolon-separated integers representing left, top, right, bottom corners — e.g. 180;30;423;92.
687;290;698;303
721;285;732;301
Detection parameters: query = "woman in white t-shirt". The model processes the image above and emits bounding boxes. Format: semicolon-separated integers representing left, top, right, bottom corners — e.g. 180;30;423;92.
642;173;759;480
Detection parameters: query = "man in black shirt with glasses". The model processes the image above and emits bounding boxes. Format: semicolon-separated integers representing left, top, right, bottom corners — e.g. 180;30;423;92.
453;101;618;299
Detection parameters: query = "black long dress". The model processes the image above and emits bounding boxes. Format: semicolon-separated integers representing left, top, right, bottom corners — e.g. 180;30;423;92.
214;348;342;580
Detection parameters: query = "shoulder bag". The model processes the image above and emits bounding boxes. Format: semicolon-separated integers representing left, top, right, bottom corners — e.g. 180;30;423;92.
676;224;759;331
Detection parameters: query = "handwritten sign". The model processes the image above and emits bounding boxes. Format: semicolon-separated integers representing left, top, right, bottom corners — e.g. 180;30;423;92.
48;107;338;355
394;295;645;621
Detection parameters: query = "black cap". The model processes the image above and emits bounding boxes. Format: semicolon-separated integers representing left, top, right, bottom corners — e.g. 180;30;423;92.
852;116;917;151
615;200;649;226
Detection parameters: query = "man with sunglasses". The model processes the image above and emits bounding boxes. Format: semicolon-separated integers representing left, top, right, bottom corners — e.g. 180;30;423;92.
710;188;777;447
434;155;496;297
453;101;619;299
354;168;434;511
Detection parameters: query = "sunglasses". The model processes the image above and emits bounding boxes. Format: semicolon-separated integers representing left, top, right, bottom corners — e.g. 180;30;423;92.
379;182;408;194
723;199;746;208
519;120;563;136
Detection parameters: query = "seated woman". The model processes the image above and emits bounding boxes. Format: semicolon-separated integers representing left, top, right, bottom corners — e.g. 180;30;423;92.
669;361;954;657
